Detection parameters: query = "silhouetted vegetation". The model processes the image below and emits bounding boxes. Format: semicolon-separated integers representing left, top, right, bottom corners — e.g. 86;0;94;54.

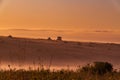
57;36;62;41
0;62;119;80
8;35;13;38
48;37;52;40
80;62;113;75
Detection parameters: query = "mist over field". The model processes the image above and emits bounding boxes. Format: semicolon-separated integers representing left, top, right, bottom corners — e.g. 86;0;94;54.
0;1;120;79
0;36;120;70
0;29;120;44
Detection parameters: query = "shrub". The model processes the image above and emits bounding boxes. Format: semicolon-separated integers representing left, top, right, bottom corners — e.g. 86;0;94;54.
8;35;13;38
93;62;113;75
48;37;52;40
80;62;113;75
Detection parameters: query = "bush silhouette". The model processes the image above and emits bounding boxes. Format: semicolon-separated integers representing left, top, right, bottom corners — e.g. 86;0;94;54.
8;35;13;38
93;62;113;74
57;36;62;41
81;62;113;75
48;37;52;40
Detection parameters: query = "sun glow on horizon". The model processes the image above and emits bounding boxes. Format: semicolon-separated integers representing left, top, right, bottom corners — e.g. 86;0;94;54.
0;0;120;43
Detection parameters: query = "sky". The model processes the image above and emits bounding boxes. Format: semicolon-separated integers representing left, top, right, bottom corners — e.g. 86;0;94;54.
0;0;120;43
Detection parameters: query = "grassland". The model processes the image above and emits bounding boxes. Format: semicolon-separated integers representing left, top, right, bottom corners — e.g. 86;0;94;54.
0;37;120;80
0;62;120;80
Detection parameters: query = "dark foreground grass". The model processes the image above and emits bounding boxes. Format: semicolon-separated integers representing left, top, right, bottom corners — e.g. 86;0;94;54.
0;62;120;80
0;69;120;80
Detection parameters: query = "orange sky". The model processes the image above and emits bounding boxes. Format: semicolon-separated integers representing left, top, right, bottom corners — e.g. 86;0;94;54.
0;0;120;43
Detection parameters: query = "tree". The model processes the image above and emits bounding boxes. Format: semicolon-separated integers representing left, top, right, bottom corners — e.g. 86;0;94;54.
8;35;13;38
57;36;62;41
48;37;52;40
